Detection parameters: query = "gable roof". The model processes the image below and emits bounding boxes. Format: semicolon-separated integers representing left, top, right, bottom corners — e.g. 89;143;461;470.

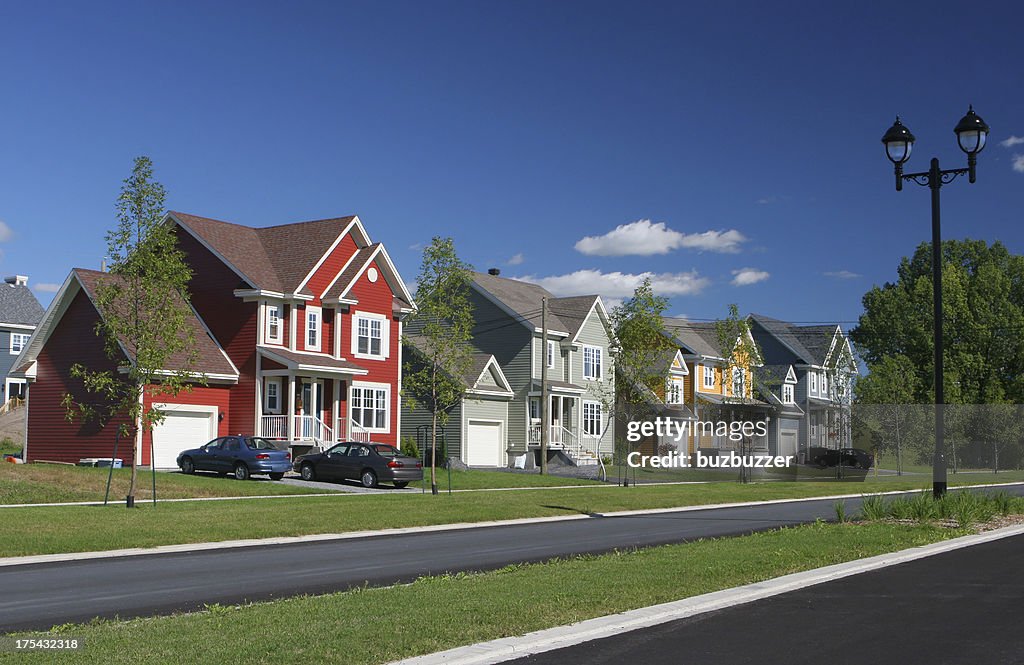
469;272;606;339
749;314;851;367
170;211;365;294
15;269;238;380
662;318;723;359
403;337;512;395
0;279;44;326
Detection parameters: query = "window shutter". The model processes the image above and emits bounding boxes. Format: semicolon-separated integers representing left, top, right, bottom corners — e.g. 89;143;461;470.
381;317;391;358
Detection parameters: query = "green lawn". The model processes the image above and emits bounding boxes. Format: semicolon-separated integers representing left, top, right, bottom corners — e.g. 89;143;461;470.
414;467;603;490
1;476;1020;558
0;521;969;664
0;465;326;505
0;439;20;458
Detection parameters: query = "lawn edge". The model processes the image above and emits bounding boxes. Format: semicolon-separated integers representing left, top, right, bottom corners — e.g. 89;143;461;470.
393;523;1024;665
2;481;1021;568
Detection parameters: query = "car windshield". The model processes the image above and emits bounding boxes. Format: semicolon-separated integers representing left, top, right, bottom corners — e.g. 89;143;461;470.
247;438;279;450
372;445;400;456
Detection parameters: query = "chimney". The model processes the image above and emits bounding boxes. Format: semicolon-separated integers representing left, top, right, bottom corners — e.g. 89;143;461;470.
488;268;501;276
3;275;27;287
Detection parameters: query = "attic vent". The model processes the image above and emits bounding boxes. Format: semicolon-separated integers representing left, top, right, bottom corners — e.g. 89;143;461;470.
4;275;27;287
488;268;501;276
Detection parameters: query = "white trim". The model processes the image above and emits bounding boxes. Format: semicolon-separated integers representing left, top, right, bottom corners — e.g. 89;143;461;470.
582;345;603;381
784;365;798;383
351;311;389;360
289;303;297;352
319;245;366;302
233;289;313;302
581;400;603;437
265;303;282;344
327;244;416;310
294;217;364;295
465;418;506;467
305;305;322;352
349;380;392;434
471;356;514;395
333;309;342;359
0;323;36;331
669;349;689;375
8;332;30;355
264;377;282;414
396;319;403;439
546;340;556;370
702;364;715;390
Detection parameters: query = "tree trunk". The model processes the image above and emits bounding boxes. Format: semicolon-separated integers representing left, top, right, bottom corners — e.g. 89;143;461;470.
430;410;439;495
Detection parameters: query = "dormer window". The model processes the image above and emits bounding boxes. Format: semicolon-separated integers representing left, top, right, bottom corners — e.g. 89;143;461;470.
306;305;321;351
266;305;281;344
703;365;715;389
809;372;818;395
783;384;794;404
667;377;684;404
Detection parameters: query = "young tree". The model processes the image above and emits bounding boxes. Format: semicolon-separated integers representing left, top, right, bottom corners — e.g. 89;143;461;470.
606;278;674;484
712;304;765;482
402;237;474;495
63;156;200;506
853;354;923;475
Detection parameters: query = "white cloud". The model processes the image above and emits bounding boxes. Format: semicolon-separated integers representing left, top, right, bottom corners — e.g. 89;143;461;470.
408;243;423;251
1013;155;1024;173
1000;136;1024;148
574;220;747;256
756;197;776;205
33;283;61;293
506;253;524;266
0;221;12;242
731;268;770;286
824;270;861;280
520;269;710;302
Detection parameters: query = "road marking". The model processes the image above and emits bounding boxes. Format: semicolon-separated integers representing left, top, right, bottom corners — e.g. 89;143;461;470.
1;482;1021;568
391;524;1024;665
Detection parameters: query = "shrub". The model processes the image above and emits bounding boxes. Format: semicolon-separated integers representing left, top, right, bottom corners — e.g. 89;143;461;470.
908;491;935;523
859;494;888;521
834;500;847;523
400;436;420;459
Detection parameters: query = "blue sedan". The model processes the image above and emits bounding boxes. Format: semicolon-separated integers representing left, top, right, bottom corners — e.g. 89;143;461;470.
177;436;292;481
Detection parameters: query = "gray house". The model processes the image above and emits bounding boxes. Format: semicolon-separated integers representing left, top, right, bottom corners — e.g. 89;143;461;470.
0;276;44;403
754;363;805;459
402;270;615;467
749;314;858;463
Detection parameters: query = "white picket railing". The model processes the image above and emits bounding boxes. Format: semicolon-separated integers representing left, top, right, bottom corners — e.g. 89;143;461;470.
261;414;372;443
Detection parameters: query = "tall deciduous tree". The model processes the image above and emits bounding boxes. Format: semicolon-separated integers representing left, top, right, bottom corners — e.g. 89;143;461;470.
851;239;1024;404
607;278;674;482
402;237;474;495
63;156;200;506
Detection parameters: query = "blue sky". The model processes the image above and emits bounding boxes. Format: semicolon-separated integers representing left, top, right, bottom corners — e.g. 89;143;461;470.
2;1;1022;329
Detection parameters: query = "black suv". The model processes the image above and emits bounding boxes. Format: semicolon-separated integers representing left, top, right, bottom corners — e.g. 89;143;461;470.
811;447;873;469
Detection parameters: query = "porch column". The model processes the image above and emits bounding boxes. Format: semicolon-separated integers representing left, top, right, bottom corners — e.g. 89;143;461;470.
332;378;340;442
287;375;296;441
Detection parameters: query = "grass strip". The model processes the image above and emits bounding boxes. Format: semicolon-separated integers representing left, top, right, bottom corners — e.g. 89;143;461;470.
1;477;1017;558
0;465;325;505
0;521;967;664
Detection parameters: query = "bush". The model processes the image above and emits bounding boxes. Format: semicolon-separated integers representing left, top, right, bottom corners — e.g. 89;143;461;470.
859;494;888;521
908;491;935;523
400;436;419;459
834;500;848;523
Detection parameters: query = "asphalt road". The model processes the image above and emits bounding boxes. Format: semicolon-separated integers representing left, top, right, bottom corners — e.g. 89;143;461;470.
2;485;1022;633
511;532;1024;665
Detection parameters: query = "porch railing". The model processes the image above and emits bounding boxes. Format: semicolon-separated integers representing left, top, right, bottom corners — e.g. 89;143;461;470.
260;414;373;443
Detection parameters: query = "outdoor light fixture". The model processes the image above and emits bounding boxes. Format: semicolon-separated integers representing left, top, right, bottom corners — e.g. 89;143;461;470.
881;106;989;498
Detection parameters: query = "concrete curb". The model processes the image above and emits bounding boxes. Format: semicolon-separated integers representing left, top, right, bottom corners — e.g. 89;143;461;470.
1;482;1021;568
391;523;1024;665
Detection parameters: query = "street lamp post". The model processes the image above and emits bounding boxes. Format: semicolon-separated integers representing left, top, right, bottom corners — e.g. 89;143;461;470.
881;106;990;498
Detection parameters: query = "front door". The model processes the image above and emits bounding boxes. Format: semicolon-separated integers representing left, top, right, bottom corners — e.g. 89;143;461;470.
299;380;325;438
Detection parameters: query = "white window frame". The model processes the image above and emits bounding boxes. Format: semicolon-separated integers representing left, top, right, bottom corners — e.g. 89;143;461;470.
350;382;391;433
9;333;29;355
583;345;603;381
547;340;557;369
305;305;322;352
264;378;282;414
703;365;715;389
731;367;745;397
351;312;389;360
809;371;818;395
667;377;684;404
265;304;282;344
820;372;829;398
782;384;795;404
582;401;602;437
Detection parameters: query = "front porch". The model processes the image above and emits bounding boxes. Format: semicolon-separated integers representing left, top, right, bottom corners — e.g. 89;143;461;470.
527;390;603;466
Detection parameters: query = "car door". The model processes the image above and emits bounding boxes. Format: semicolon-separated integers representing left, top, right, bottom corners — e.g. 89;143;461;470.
319;444;350;480
194;438;223;472
220;437;243;471
345;444;372;480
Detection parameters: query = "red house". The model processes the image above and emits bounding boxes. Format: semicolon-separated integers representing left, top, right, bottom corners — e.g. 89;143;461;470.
14;212;415;468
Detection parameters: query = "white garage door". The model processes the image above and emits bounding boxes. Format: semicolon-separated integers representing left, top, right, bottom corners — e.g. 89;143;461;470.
466;421;503;467
779;431;798;459
151;406;218;469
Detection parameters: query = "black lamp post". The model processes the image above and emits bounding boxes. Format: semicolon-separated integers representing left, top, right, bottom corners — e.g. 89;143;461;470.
881;106;990;498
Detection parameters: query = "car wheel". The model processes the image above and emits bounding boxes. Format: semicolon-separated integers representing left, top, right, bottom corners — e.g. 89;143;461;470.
180;457;195;475
300;463;316;482
360;469;378;488
269;472;284;481
394;481;409;489
234;463;250;481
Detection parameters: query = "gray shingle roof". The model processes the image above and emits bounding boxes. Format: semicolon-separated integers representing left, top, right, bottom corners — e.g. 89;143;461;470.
662;318;723;358
0;280;44;326
470;272;601;338
749;314;839;366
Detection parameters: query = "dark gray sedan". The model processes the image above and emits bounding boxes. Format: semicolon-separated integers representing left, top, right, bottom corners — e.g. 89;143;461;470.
177;436;292;481
294;442;423;488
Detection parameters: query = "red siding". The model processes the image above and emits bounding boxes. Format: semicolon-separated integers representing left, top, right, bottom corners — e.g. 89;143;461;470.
323;307;334;355
26;289;136;464
344;257;401;445
175;227;257;436
139;385;232;466
305;233;358;304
